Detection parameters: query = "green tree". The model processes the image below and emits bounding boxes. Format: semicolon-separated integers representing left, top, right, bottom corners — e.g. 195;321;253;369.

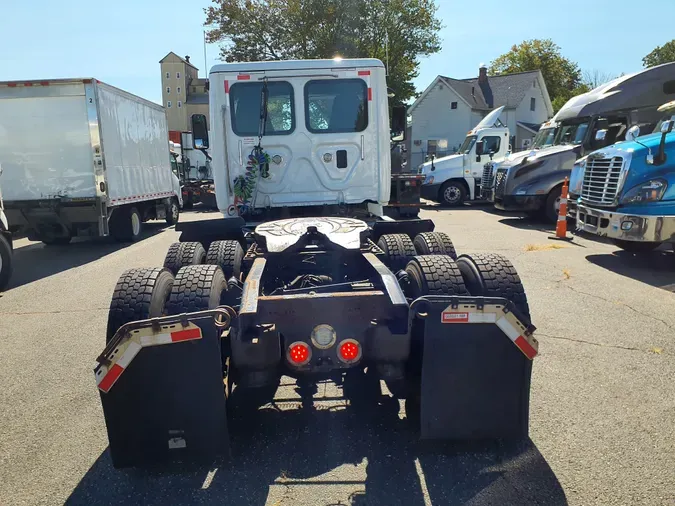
642;39;675;68
489;39;586;113
204;0;442;103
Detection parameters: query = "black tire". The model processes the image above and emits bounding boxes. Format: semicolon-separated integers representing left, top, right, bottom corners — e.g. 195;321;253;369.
163;242;206;275
0;234;13;291
183;193;194;210
206;240;244;280
404;255;468;299
612;239;660;253
110;206;142;242
439;180;467;206
377;234;416;272
106;268;175;343
166;198;180;225
166;264;227;314
455;252;531;322
544;185;563;223
413;232;457;259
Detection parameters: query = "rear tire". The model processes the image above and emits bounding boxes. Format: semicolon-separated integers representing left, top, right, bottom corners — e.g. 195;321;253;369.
166;198;180;225
612;239;660;253
183;193;194;210
455;252;531;322
206;240;244;280
404;255;468;298
106;268;175;343
110;206;142;242
163;242;206;275
0;235;13;291
166;264;227;314
439;180;467;206
544;185;563;223
377;234;416;272
413;232;457;259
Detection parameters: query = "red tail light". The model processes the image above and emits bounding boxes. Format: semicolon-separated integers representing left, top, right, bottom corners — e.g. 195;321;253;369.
288;342;311;366
338;339;361;363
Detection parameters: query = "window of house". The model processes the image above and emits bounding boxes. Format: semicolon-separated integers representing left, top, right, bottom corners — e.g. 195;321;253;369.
166;72;169;79
530;97;536;111
427;139;438;156
451;102;458;110
177;72;181;79
177;101;182;108
177;87;181;94
664;80;675;95
193;87;196;93
480;135;501;154
167;87;170;94
167;101;171;108
305;79;368;133
230;81;294;136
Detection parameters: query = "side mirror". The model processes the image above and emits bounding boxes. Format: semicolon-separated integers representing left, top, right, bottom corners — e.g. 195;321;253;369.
191;114;209;150
595;129;608;142
661;120;673;134
475;141;485;155
626;125;641;141
390;105;407;137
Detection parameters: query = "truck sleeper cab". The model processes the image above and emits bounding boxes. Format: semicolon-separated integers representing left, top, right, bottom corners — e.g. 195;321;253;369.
576;103;675;251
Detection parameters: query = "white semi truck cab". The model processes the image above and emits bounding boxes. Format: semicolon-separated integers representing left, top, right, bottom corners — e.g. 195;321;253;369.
417;106;510;206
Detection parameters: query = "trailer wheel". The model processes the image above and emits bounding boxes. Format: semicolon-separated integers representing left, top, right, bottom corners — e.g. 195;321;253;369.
163;242;206;275
106;268;175;343
167;264;227;314
110;206;142;242
377;234;416;272
404;255;467;298
0;234;13;291
413;232;457;259
456;253;531;322
206;240;244;280
166;198;180;225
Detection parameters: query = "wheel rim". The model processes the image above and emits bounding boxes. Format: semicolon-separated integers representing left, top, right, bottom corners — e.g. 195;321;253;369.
444;185;461;204
131;212;141;236
554;195;562;214
171;203;179;221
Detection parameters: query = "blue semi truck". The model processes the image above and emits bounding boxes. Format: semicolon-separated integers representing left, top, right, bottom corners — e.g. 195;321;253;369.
575;101;675;252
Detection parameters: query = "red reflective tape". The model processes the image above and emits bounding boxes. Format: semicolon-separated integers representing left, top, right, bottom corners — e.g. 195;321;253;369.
358;70;371;76
442;312;469;323
515;335;537;360
7;83;17;87
171;328;202;342
99;363;124;392
24;83;33;87
40;81;50;86
368;88;372;101
224;80;229;93
237;74;250;80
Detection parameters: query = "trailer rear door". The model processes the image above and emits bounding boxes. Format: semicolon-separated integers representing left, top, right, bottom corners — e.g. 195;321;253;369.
0;81;96;202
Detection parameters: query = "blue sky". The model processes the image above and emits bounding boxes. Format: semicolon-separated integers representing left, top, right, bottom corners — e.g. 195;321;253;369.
2;0;674;105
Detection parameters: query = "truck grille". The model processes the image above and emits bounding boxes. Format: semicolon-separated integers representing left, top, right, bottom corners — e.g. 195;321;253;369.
580;156;623;206
494;168;508;198
481;163;494;189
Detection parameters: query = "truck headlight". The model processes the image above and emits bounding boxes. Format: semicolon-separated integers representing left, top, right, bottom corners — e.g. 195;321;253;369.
620;179;668;204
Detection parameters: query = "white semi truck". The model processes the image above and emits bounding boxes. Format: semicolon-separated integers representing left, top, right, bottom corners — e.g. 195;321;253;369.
0;79;182;244
417;106;511;205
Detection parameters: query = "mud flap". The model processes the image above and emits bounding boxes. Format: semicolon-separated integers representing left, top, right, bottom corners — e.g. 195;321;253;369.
414;296;537;440
94;309;232;468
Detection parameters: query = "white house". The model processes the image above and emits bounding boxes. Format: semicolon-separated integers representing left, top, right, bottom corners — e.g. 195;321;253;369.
407;65;553;168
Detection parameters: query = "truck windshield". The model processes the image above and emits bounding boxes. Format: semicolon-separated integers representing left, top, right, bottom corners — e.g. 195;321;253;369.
555;121;590;145
532;128;557;149
458;135;477;154
654;114;675;133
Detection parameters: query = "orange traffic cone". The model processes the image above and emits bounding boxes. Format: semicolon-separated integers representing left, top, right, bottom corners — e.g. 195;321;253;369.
550;178;572;241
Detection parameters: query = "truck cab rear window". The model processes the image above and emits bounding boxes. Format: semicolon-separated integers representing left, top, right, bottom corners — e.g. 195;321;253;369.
230;81;294;136
305;79;368;133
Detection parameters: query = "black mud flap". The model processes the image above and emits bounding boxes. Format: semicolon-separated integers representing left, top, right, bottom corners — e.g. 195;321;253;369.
94;309;232;468
413;296;537;441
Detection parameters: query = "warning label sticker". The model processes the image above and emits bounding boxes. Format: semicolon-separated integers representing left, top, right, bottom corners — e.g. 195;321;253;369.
441;312;469;323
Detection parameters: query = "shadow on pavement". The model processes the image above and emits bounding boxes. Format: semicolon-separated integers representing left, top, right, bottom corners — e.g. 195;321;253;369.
498;217;558;234
6;223;169;290
586;249;675;293
66;384;566;506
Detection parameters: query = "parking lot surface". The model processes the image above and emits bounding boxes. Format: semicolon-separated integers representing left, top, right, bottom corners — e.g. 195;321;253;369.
0;205;673;506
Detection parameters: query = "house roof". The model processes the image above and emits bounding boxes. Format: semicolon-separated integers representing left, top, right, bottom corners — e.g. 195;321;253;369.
159;51;198;70
517;121;541;134
410;69;553;117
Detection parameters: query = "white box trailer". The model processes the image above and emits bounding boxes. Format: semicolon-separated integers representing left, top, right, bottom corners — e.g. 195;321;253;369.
0;78;182;244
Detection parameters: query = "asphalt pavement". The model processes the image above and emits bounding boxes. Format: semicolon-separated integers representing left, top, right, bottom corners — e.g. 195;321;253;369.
0;205;673;506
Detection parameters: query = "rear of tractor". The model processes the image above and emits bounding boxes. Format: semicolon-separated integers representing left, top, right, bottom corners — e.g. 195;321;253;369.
95;217;537;468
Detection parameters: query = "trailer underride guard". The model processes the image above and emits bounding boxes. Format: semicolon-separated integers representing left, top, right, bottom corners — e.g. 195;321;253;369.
94;216;537;468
